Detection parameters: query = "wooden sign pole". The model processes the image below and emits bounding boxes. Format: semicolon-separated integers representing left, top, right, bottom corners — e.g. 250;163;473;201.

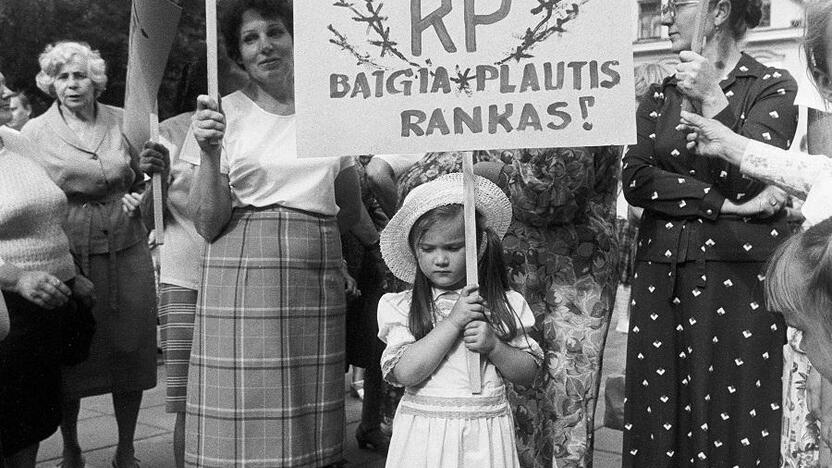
681;0;711;113
150;105;164;244
462;154;482;394
206;0;219;102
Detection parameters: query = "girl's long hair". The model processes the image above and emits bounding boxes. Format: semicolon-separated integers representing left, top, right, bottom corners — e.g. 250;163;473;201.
407;204;519;341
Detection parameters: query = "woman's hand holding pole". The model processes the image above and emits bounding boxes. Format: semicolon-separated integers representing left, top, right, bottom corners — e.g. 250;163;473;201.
676;51;729;117
188;95;232;241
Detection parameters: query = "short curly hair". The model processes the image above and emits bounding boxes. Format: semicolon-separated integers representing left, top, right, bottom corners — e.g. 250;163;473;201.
221;0;293;65
35;41;108;98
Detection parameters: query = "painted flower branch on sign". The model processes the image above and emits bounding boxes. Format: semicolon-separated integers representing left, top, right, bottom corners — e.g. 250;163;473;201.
330;0;426;69
328;0;590;93
499;0;587;64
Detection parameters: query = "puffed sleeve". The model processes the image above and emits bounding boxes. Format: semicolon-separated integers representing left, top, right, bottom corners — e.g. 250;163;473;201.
504;291;544;365
377;292;416;387
622;85;727;220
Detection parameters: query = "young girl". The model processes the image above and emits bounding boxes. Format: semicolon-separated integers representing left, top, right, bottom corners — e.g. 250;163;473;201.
377;173;542;467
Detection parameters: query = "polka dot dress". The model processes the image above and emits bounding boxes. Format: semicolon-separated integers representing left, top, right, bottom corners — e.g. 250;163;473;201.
624;262;784;466
621;53;797;467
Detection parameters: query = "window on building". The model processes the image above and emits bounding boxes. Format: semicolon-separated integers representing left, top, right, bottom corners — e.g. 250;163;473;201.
638;0;662;40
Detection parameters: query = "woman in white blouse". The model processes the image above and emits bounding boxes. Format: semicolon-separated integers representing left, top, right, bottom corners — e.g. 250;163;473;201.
182;0;362;466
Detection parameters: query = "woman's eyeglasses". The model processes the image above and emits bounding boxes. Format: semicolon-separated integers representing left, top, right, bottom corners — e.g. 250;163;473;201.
661;0;701;21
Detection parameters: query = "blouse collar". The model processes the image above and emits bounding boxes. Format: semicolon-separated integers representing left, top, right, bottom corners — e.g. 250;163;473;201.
432;287;464;301
43;100;109;155
666;52;762;89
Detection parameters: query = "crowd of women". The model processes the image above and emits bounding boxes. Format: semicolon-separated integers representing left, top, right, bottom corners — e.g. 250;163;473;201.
5;0;832;467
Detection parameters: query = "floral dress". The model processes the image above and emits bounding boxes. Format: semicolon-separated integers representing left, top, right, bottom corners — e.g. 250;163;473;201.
397;147;621;468
495;147;620;468
781;329;821;468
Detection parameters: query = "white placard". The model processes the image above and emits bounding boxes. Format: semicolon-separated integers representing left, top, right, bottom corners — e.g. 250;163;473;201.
294;0;636;157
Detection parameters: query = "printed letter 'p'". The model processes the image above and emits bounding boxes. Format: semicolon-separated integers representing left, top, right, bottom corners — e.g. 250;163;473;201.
465;0;511;53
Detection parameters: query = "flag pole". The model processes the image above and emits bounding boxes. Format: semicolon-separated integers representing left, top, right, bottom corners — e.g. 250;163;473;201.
206;0;219;102
681;0;710;113
150;104;164;244
463;154;482;394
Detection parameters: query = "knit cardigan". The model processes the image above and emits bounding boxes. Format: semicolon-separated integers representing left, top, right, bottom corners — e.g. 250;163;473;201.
0;142;75;281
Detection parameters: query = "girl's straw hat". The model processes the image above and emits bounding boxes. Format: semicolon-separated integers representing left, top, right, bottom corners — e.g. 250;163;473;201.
380;172;513;283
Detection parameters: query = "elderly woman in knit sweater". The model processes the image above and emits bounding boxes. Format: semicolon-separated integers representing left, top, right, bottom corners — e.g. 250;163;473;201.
0;72;94;468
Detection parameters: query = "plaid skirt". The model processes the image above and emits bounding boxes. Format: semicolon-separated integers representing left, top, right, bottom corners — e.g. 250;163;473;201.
159;284;197;413
185;206;346;468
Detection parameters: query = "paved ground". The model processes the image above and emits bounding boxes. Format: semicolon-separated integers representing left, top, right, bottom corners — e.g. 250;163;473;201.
34;287;631;468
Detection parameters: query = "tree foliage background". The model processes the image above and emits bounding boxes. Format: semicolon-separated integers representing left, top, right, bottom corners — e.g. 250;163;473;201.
0;0;209;120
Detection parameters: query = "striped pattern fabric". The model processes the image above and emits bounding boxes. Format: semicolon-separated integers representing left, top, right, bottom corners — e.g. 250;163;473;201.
158;284;198;413
185;206;346;468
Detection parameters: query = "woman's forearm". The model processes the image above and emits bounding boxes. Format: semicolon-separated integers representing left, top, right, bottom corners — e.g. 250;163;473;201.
335;165;363;233
188;151;232;241
392;320;460;387
740;140;832;199
350;206;380;246
366;158;399;218
488;341;539;386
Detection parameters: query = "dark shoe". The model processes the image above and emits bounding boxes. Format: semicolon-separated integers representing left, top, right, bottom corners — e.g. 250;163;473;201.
355;424;390;454
57;453;85;468
111;456;140;468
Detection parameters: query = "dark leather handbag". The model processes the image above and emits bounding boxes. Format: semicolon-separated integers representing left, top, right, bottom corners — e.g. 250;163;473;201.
60;296;96;366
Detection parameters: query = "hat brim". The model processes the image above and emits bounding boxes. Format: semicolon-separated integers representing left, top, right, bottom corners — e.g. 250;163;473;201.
380;172;512;284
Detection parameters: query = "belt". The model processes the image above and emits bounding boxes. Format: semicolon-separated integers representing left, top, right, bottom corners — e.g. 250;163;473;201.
398;387;511;420
76;199;120;312
666;218;708;302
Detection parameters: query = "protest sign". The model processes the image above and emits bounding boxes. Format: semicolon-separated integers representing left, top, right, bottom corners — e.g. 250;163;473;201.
294;0;636;158
123;0;182;153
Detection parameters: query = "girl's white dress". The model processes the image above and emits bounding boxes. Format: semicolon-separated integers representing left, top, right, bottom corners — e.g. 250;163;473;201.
378;288;543;468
